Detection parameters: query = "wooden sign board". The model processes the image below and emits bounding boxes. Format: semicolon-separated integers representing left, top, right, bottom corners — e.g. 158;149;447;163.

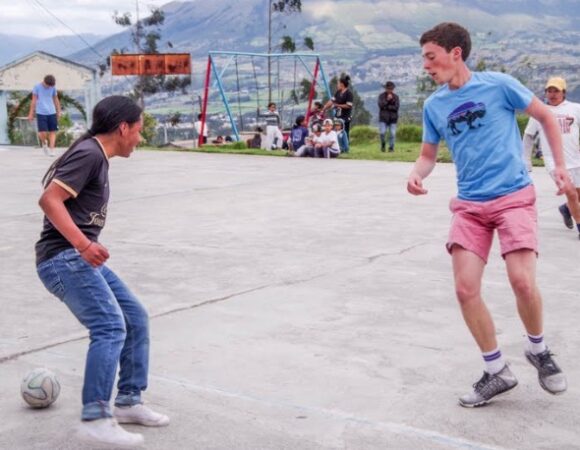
111;53;191;76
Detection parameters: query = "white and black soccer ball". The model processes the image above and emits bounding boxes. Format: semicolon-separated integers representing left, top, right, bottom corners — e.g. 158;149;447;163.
20;368;61;408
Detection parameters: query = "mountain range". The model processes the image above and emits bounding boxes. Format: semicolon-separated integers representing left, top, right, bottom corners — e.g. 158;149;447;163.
2;0;580;120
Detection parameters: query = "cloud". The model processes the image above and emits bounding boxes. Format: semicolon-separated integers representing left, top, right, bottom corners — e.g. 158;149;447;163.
2;0;170;38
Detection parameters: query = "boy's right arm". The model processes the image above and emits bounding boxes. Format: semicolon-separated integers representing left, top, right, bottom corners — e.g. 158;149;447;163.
407;143;438;195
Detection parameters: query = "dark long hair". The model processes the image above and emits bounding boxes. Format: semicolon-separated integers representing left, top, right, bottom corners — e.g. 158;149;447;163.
42;96;142;187
339;74;351;89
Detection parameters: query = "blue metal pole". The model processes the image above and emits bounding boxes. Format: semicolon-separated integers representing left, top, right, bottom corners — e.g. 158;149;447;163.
210;56;240;141
318;58;332;99
212;55;235;89
296;56;315;80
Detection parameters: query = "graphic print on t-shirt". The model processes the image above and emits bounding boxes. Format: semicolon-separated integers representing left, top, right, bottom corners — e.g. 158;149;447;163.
88;204;107;227
556;114;575;134
447;101;487;135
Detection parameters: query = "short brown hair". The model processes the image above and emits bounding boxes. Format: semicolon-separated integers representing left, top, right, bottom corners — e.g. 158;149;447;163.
43;75;56;86
419;22;471;61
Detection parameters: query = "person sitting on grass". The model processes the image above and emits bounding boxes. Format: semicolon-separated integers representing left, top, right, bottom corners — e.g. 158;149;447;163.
334;118;349;153
293;123;322;157
246;126;263;149
288;115;309;155
315;119;340;158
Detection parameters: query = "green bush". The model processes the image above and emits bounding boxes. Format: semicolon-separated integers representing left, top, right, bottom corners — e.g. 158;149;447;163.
56;131;74;147
516;114;529;137
349;125;378;144
396;124;423;142
140;112;157;146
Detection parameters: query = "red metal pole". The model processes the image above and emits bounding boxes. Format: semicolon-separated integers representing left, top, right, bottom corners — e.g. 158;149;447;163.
199;55;212;147
305;58;320;123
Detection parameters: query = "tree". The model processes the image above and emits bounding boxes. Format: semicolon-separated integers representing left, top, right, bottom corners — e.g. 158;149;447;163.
168;111;182;127
416;73;437;112
267;0;303;102
328;75;371;126
278;33;315;107
298;78;317;101
280;35;296;53
111;6;185;107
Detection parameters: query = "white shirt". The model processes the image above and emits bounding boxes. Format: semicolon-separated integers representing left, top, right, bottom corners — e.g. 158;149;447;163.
315;130;340;152
525;100;580;171
194;120;208;137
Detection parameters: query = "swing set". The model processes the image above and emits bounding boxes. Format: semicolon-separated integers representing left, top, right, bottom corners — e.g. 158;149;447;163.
198;51;331;147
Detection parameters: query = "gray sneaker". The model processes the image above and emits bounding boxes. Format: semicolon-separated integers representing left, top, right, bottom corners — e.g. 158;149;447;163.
459;365;518;408
525;349;567;395
558;204;574;229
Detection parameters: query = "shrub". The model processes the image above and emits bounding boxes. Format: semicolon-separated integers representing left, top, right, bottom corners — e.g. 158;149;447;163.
55;131;73;147
140;112;157;146
396;124;423;142
349;125;378;144
516;114;529;137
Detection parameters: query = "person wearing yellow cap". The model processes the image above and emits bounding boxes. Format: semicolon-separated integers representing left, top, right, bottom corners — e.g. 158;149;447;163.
523;77;580;239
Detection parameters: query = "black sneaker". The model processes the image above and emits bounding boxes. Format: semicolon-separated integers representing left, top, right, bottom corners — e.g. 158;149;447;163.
459;365;518;408
558;204;574;229
525;349;567;395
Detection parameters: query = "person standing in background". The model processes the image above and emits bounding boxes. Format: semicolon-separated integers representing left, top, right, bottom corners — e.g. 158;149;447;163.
28;74;61;156
523;77;580;239
324;74;353;139
378;81;400;152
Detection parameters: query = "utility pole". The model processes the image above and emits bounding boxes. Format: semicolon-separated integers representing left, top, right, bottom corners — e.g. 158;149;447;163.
267;0;272;104
136;0;145;109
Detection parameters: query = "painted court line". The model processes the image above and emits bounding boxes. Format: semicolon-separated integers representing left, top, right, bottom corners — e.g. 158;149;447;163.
152;373;507;450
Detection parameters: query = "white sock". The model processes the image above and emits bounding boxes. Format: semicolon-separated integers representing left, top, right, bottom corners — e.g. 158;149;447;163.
527;333;547;355
482;348;505;375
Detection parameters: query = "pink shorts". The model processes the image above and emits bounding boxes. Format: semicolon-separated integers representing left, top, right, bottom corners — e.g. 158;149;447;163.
446;185;538;263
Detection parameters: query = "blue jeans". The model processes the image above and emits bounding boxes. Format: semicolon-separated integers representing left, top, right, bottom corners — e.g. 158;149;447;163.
37;249;150;421
379;122;397;149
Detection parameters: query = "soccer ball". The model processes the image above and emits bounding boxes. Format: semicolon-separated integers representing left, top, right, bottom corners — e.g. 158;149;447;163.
21;368;61;408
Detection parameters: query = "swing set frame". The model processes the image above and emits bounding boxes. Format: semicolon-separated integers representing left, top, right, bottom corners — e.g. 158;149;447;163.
198;51;331;147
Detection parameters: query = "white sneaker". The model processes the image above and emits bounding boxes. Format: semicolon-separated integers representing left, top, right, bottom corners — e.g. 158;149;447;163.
76;417;144;447
49;148;56;157
42;143;49;156
114;404;170;427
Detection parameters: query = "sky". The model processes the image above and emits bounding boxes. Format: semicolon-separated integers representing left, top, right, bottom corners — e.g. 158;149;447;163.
1;0;172;39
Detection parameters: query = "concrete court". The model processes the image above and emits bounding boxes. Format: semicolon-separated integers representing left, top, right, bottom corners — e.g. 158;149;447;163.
0;145;579;450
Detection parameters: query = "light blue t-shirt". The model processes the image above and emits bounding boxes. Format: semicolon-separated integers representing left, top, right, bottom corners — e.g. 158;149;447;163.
32;83;57;115
423;72;533;201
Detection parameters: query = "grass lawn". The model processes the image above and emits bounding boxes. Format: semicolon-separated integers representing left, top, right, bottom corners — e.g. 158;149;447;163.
145;139;545;167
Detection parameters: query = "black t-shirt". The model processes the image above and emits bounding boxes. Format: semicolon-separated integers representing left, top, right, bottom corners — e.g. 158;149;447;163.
332;89;354;121
35;138;110;264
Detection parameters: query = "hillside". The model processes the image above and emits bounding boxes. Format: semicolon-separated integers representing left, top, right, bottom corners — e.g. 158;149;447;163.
3;0;580;122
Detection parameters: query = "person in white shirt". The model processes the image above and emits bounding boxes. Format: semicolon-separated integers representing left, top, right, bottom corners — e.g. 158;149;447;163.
194;113;208;144
314;119;340;158
523;77;580;238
